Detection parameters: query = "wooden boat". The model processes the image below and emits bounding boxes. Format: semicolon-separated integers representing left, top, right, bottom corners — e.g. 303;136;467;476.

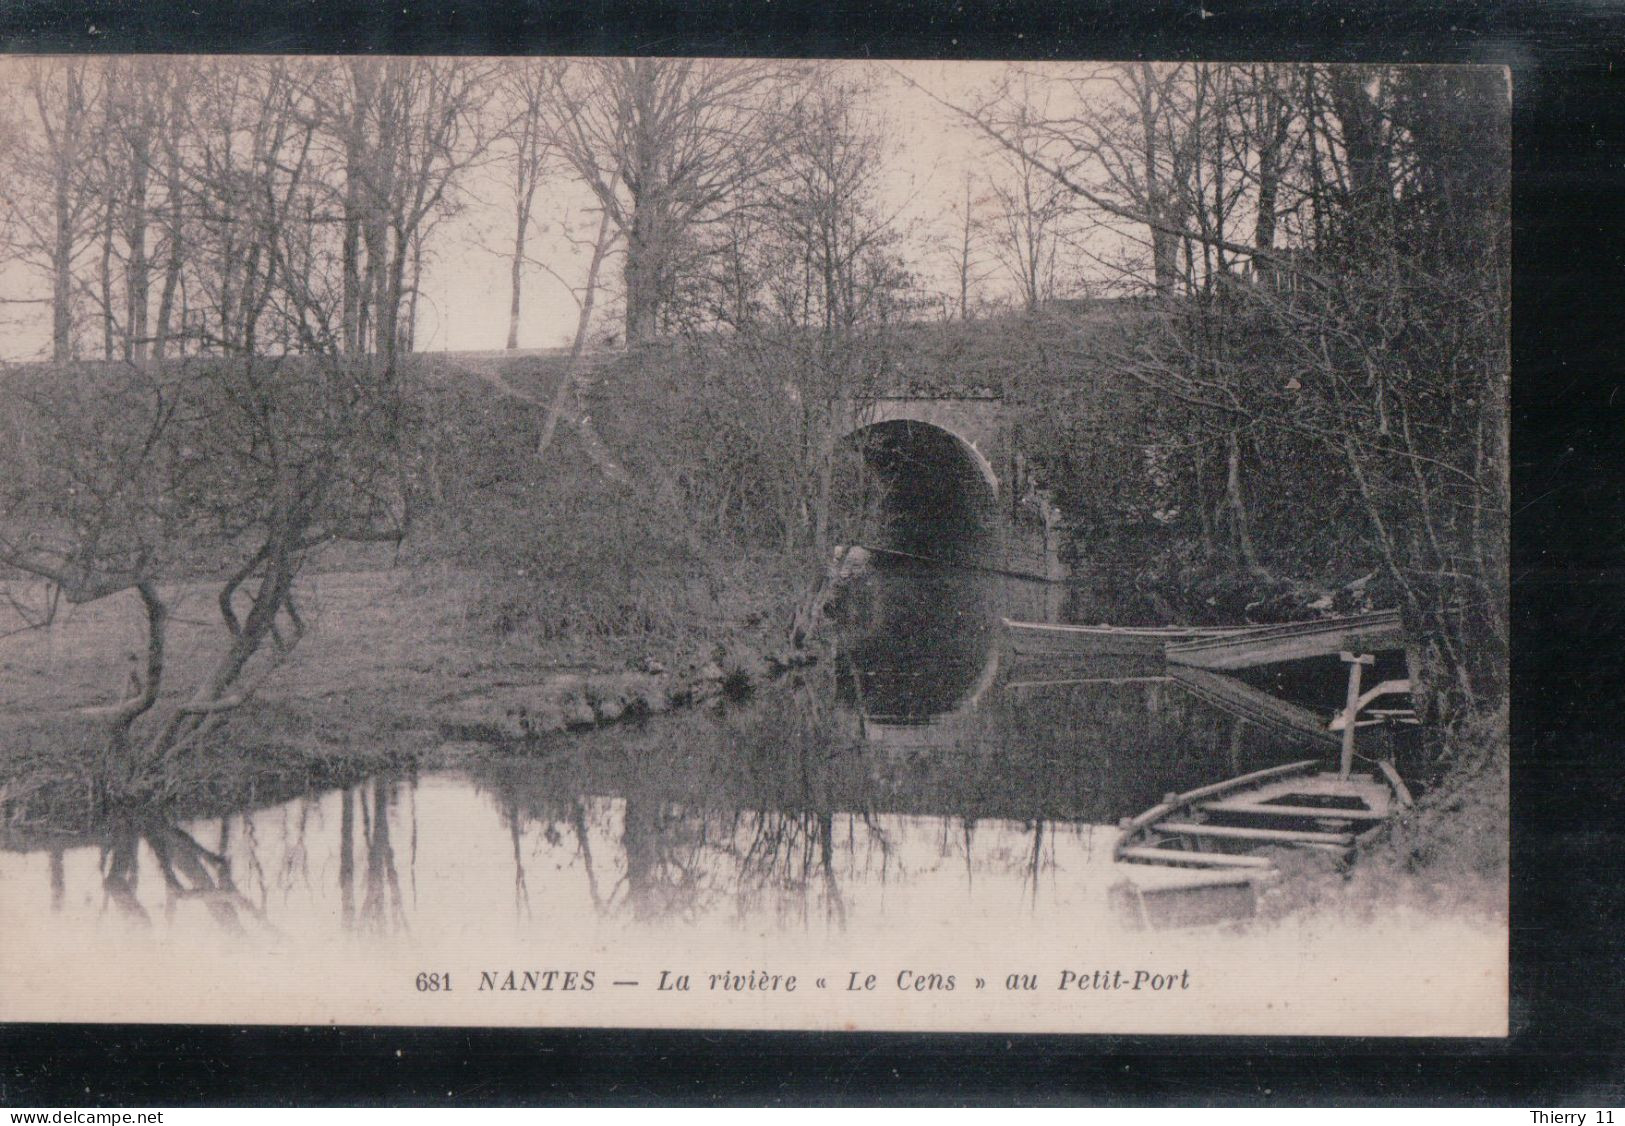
1109;758;1412;929
1111;650;1416;928
1114;758;1412;872
1003;618;1251;659
1164;608;1406;670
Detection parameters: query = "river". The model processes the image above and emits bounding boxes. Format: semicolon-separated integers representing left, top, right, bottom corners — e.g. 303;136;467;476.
0;564;1506;1034
0;565;1316;942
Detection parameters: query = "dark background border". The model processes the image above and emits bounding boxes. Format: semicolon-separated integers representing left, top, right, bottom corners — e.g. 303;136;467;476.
2;0;1621;1106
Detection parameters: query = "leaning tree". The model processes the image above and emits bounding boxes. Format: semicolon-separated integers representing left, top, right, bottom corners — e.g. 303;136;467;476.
0;57;420;803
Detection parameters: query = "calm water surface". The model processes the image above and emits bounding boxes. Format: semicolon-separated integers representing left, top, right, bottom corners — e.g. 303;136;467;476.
2;567;1315;946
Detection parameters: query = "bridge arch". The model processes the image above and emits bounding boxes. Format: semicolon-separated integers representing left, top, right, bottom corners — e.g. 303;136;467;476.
840;416;1001;565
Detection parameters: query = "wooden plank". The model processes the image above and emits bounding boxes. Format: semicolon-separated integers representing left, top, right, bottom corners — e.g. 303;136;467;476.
855;545;1053;582
1169;666;1341;746
1005;622;1180;658
1326;675;1417;727
1118;848;1276;869
1199;800;1390;821
1168;608;1401;650
1004;618;1243;638
1003;618;1254;659
1005;675;1171;691
1111;877;1258;930
1117;759;1320;836
1244;773;1392;814
1114;868;1257;891
1355;678;1411;710
1378;759;1415;808
1166;609;1406;670
1155;822;1354;846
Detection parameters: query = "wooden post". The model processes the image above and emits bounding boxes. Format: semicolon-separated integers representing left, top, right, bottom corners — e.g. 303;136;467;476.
1339;651;1375;779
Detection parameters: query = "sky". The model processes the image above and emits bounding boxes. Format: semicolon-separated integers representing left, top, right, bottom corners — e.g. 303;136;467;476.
0;58;1125;360
415;60;1060;354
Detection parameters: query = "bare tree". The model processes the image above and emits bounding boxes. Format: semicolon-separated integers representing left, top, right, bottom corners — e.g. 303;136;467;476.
0;58;415;791
144;61;195;360
0;59;103;359
0;350;406;798
493;59;560;351
753;68;909;556
1237;64;1297;268
540;57;786;344
73;58;177;362
938;171;995;320
935;63;1329;298
979;82;1077;311
307;58;491;360
116;61;163;361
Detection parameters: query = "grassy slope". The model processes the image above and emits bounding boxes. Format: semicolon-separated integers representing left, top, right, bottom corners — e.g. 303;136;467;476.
0;346;805;793
0;564;671;800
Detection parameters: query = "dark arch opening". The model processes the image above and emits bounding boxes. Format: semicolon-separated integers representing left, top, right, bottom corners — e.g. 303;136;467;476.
834;569;998;724
837;419;999;568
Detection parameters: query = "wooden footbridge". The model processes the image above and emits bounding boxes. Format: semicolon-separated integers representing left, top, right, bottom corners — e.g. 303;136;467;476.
1004;605;1416;759
1163;609;1406;671
1007;608;1408;671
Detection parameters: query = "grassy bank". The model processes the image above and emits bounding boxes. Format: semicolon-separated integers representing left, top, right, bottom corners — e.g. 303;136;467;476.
1255;707;1509;922
0;563;802;824
1;344;824;819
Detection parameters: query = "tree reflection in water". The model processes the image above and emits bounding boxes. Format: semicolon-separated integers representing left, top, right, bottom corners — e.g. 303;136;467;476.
13;570;1308;940
69;775;418;937
331;779;414;934
49;848;64;911
95;813;274;935
355;777;408;934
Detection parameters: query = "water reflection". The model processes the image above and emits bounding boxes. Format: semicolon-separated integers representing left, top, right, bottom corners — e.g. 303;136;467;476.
834;566;1000;732
86;813;276;935
2;571;1317;947
355;779;409;934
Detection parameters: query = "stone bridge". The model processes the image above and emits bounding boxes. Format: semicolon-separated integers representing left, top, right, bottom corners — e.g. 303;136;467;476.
434;348;1064;608
835;393;1009;498
833;391;1060;597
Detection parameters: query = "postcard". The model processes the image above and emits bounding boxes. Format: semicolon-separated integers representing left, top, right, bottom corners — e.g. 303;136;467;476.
0;56;1508;1036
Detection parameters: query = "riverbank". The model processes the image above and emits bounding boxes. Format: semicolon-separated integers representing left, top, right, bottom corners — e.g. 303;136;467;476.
1260;713;1509;923
0;566;810;823
1;561;1506;924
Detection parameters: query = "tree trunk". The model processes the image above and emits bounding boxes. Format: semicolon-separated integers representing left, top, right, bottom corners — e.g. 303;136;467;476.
506;193;528;350
624;199;660;345
1224;429;1262;573
405;232;423;355
341;138;364;354
98;187;116;361
1137;67;1180;297
1327;68;1394;238
1252;78;1286;265
535;208;630;488
152;93;184;359
812;419;836;558
1194;447;1216;557
153;214;181;359
376;223;408;361
124;134;151;361
51;169;76;361
362;214;389;356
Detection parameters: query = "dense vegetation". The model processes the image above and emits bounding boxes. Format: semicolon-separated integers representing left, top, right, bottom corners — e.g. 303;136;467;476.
0;61;1506;831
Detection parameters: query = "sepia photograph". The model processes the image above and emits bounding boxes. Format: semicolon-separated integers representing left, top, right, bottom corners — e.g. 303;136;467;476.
0;55;1509;1037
